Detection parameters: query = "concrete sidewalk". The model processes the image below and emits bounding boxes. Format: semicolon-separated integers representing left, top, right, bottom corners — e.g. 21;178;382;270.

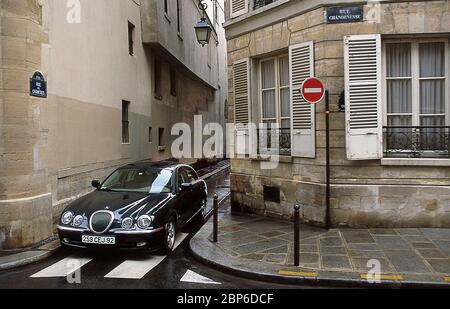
190;200;450;288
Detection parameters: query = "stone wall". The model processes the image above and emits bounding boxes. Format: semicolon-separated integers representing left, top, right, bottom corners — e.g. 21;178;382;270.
0;0;53;249
227;1;450;228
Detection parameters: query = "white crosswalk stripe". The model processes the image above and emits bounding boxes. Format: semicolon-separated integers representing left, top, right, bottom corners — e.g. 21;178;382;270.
104;233;189;280
30;233;189;280
31;256;93;278
180;270;221;285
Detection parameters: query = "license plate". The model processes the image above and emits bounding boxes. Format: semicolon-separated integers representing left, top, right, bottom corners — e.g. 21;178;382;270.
82;235;116;245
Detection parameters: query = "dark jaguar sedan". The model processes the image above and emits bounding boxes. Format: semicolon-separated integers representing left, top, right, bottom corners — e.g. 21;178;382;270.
57;160;207;253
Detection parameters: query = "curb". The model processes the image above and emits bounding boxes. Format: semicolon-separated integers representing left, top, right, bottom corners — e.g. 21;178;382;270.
0;239;61;271
190;223;450;289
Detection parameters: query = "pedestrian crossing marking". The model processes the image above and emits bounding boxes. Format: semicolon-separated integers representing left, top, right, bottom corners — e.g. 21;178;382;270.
31;256;93;278
278;270;318;277
180;270;221;285
360;274;403;281
104;233;189;280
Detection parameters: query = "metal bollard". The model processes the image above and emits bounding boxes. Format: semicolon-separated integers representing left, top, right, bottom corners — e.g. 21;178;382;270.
213;194;219;243
294;204;300;266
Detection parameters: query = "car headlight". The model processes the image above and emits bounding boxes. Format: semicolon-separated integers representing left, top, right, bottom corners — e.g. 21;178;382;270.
121;217;134;229
72;215;84;227
61;211;74;225
137;215;152;229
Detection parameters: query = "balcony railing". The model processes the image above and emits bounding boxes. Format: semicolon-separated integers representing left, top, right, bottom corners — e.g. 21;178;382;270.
257;128;291;156
383;126;450;158
253;0;278;10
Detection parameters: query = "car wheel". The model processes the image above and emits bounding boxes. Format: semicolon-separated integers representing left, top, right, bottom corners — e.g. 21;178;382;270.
161;217;177;254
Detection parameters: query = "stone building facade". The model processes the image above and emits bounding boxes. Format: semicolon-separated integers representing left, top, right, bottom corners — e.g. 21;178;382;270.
0;0;227;249
225;0;450;228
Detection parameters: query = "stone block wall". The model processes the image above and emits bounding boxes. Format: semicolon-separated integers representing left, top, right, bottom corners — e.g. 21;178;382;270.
227;1;450;228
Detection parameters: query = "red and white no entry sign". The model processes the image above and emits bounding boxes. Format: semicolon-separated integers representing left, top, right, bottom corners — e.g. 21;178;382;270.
301;77;325;104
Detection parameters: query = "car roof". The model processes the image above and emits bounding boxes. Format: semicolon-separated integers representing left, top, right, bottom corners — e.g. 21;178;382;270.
122;160;187;171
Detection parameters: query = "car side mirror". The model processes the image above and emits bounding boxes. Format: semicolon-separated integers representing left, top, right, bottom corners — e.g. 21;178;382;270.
92;180;101;189
180;183;193;192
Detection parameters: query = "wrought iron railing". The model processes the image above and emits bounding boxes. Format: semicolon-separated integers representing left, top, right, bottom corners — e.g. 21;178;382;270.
253;0;277;10
383;126;450;158
257;128;291;156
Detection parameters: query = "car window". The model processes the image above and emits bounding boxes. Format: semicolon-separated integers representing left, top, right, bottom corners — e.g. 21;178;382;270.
101;167;173;193
177;168;189;186
185;167;198;184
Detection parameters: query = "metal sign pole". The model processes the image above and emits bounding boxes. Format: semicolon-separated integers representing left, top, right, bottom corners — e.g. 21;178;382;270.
325;90;331;230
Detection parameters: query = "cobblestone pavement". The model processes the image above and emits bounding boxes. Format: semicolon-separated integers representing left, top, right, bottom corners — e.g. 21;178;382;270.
192;200;450;287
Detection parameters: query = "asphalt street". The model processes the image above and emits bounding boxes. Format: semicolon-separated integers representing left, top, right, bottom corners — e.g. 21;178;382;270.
0;170;330;289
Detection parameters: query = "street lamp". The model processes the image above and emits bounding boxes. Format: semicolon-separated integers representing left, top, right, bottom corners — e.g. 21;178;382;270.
195;0;213;47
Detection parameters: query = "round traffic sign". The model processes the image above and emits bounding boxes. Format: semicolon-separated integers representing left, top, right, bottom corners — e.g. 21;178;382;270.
301;77;325;104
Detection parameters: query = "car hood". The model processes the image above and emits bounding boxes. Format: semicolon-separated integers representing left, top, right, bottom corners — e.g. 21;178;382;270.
65;190;172;219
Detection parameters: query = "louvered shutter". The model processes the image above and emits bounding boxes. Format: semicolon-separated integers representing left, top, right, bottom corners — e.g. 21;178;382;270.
344;34;382;160
230;0;249;18
289;41;315;158
233;58;250;155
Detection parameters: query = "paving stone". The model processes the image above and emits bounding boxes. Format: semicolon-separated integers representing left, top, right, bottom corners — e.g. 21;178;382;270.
341;230;375;244
300;244;318;253
301;237;319;245
287;253;320;265
219;225;246;234
385;250;431;273
370;229;398;235
232;238;287;255
320;246;347;255
262;245;288;254
265;254;287;264
218;230;253;242
348;243;381;251
348;250;386;259
218;235;266;247
426;259;450;274
396;229;422;236
375;236;412;250
434;240;450;256
241;253;265;261
321;255;351;270
416;249;446;259
422;229;450;241
320;237;343;246
402;235;430;242
411;242;438;249
351;257;396;273
261;230;286;238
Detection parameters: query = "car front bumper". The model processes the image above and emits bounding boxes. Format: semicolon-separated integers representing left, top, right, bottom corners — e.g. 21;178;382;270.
57;225;165;251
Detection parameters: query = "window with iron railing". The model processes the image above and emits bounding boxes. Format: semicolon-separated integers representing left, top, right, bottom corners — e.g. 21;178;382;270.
254;0;278;10
383;39;449;158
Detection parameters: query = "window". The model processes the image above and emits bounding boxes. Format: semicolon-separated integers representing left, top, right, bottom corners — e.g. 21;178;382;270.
148;127;152;143
154;59;162;99
383;39;449;157
170;68;177;96
128;21;135;56
176;0;181;34
122;101;130;144
258;55;291;155
158;128;165;148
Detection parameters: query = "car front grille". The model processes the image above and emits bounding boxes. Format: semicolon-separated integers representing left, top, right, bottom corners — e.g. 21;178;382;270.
90;211;113;234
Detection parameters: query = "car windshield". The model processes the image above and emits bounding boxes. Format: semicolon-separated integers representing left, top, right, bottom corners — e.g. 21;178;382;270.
100;167;173;193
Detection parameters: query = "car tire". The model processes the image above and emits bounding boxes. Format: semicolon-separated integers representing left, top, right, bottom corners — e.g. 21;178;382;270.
161;217;177;254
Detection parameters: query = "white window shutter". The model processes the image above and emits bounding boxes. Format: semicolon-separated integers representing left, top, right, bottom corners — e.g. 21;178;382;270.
233;58;250;155
289;41;316;158
344;34;382;160
230;0;249;18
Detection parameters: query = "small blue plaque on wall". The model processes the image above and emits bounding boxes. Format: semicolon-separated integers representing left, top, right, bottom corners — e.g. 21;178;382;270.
30;72;47;98
327;6;364;24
